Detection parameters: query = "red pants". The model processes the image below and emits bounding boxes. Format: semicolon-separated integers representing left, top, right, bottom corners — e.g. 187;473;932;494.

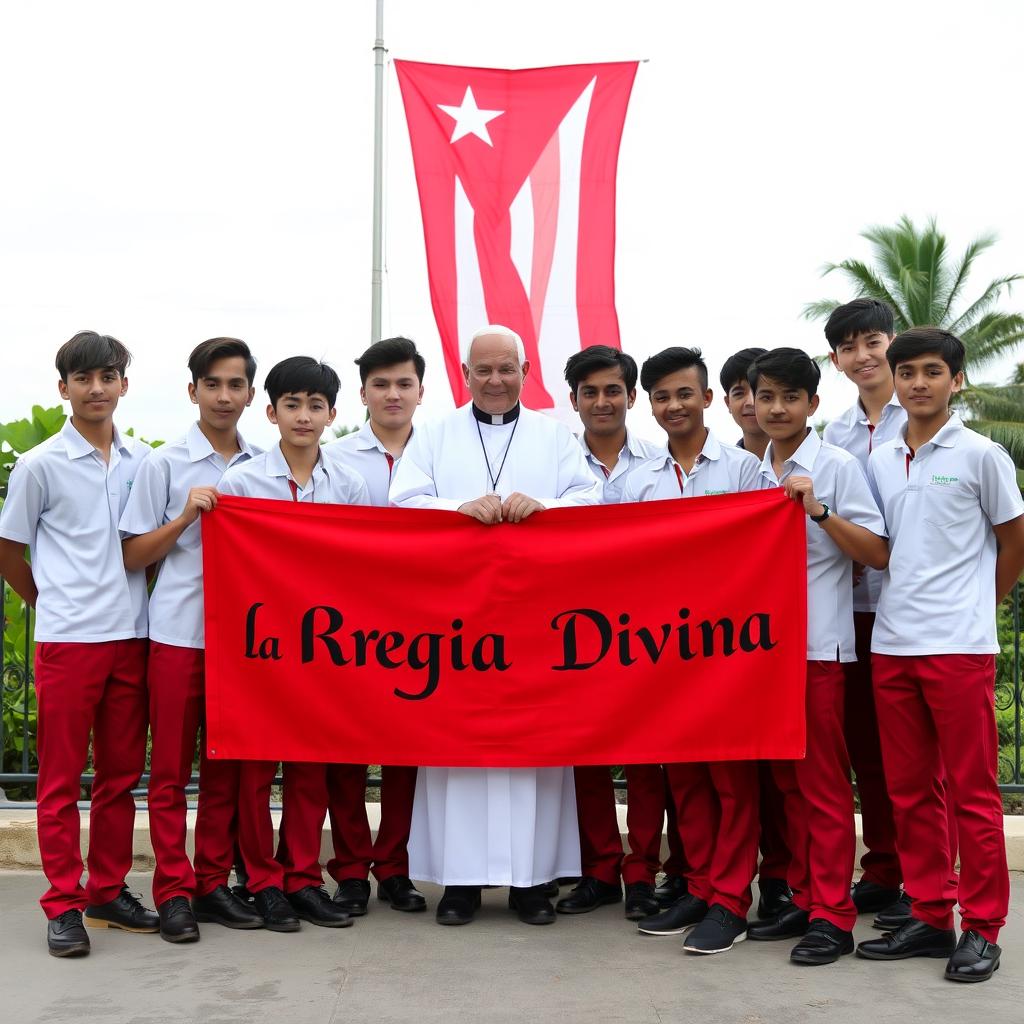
844;613;901;888
276;762;332;892
34;640;148;918
667;760;760;917
873;653;1007;941
757;761;790;879
772;662;857;931
236;761;284;893
573;765;675;885
147;642;241;904
326;764;417;882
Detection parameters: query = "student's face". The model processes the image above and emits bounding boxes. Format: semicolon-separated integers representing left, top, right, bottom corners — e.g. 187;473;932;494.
361;360;423;430
829;331;893;391
723;378;765;438
649;367;712;441
58;366;128;422
570;366;635;437
268;391;336;448
892;354;963;419
189;356;255;431
753;375;819;444
462;335;530;414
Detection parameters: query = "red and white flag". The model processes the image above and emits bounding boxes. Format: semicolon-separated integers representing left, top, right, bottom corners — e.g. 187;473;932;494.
394;60;638;410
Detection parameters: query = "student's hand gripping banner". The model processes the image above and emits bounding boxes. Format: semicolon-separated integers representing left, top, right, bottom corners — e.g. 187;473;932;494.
202;490;807;767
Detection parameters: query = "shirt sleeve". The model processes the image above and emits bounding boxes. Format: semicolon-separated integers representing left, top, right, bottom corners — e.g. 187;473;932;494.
217;467;243;497
736;452;761;493
388;424;463;511
349;474;371;507
865;449;886;518
0;459;43;545
821;420;840;447
118;452;170;537
542;428;602;508
835;457;886;537
979;442;1024;526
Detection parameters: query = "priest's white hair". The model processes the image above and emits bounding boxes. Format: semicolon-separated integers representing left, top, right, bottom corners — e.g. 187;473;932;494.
462;325;526;365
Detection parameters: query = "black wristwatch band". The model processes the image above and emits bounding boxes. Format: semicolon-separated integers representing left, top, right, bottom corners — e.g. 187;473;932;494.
810;503;831;523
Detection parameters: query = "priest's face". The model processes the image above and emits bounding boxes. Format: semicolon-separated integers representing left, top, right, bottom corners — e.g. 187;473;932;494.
463;334;531;414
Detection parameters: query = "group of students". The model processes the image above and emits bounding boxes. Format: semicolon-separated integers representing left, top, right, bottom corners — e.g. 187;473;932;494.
0;299;1021;987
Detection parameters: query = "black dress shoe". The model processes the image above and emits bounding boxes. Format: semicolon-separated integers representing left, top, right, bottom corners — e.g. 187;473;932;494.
653;874;688;908
230;882;254;904
158;896;200;943
756;877;792;920
790;919;854;965
508;885;556;925
85;887;160;933
542;880;560;898
377;875;427;912
851;878;902;914
555;876;622;914
333;878;371;916
252;886;301;932
192;885;264;929
287;886;354;928
436;885;481;925
637;893;709;935
747;904;810;941
856;918;956;960
556;876;581;886
872;891;912;930
47;909;90;958
624;882;660;921
945;930;1001;983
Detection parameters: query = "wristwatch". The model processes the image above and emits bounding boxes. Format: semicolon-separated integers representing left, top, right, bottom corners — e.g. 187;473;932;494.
810;503;831;523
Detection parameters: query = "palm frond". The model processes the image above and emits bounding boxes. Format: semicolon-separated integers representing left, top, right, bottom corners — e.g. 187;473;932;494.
961;312;1024;368
940;233;997;322
964;420;1024;468
957;384;1024;422
800;299;843;322
947;275;1024;333
822;259;913;328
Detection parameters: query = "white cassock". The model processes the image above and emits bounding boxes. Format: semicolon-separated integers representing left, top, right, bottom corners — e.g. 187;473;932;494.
389;402;602;886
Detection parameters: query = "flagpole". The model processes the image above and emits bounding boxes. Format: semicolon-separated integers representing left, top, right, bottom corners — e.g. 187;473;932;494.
371;0;385;344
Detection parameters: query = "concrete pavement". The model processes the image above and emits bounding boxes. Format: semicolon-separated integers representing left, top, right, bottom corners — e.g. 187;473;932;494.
3;871;1023;1024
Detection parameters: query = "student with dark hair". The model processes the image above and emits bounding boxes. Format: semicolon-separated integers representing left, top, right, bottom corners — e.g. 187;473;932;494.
323;337;427;916
857;328;1024;983
0;331;157;957
556;345;669;921
719;347;770;459
119;338;265;941
743;348;889;966
622;347;762;953
219;356;370;932
821;300;917;925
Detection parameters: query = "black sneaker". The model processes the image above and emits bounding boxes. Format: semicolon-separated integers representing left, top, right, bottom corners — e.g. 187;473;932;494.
683;904;748;954
637;893;709;935
333;878;371;916
85;887;160;933
252;886;301;932
157;896;200;944
287;886;354;928
624;882;660;921
47;909;90;958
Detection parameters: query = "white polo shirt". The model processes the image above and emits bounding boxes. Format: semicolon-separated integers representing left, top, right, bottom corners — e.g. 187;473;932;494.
622;430;760;502
868;412;1024;656
577;430;664;504
0;418;151;643
823;393;906;613
118;422;260;649
757;428;886;662
219;441;371;507
324;420;409;507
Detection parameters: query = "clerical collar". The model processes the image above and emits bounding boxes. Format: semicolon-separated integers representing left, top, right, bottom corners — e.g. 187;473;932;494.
471;402;521;426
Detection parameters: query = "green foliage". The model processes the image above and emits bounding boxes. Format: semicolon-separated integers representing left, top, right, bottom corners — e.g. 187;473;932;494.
996;590;1023;785
0;405;67;501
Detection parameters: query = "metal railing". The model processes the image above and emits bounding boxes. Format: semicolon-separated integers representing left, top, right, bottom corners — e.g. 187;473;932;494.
2;580;1022;803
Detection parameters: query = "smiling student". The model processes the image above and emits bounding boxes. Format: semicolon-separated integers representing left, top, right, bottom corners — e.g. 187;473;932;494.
0;331;156;957
743;347;888;967
119;338;265;942
219;356;370;932
720;347;769;459
856;328;1024;983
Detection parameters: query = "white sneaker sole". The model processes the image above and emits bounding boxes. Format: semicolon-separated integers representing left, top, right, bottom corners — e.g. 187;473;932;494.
683;930;748;954
638;922;699;936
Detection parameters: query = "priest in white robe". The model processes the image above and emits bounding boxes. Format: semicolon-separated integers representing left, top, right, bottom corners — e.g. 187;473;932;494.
389;325;601;926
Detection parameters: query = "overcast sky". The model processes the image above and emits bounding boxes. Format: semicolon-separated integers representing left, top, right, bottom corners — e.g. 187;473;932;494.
2;0;1022;448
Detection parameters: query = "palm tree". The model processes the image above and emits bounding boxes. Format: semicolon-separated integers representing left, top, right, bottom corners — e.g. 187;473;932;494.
804;215;1024;465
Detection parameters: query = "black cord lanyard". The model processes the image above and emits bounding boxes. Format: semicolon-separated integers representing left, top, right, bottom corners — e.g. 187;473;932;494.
475;415;520;493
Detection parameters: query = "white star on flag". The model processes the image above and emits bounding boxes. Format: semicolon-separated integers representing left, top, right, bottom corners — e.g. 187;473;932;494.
437;86;504;146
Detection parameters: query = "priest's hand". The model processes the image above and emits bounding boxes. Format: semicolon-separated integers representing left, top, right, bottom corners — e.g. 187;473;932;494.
458;494;504;525
502;492;544;523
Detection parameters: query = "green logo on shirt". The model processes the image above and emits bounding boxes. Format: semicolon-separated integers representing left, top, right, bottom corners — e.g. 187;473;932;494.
930;474;959;485
704;489;729;496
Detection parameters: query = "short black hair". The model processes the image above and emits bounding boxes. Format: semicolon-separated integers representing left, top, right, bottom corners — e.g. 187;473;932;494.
823;299;895;351
746;347;821;398
188;337;257;385
719;347;767;392
639;347;708;393
264;356;340;408
887;326;965;377
564;345;638;395
355;336;425;385
55;331;131;381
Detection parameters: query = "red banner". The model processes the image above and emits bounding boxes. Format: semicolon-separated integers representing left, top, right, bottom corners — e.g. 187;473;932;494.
202;490;807;767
